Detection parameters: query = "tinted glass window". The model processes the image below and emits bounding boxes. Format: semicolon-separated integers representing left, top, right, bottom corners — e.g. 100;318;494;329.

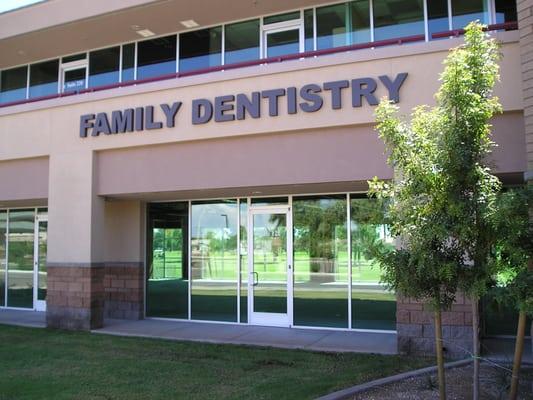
179;27;222;72
62;53;86;63
266;29;300;58
0;66;27;103
7;209;34;308
29;59;58;98
89;46;120;87
293;195;348;328
316;3;347;50
452;0;489;29
304;9;314;51
122;43;135;82
351;197;396;330
264;11;300;25
350;0;371;44
495;0;517;24
137;35;176;80
225;20;260;65
373;0;424;41
428;0;450;39
146;202;189;319
191;200;238;322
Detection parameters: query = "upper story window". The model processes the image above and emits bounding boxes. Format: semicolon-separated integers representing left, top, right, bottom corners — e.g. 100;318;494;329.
29;60;58;98
137;35;177;80
179;27;222;72
89;46;120;88
225;19;260;64
0;66;27;103
373;0;425;41
0;0;518;106
122;43;135;82
452;0;490;29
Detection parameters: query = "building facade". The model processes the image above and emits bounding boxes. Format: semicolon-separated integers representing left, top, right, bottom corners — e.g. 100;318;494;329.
0;0;528;357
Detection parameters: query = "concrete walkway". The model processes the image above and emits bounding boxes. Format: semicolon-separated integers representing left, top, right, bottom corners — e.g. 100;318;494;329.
93;318;398;354
0;309;46;328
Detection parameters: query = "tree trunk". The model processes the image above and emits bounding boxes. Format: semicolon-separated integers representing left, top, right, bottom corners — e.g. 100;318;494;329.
509;311;527;400
471;297;480;400
435;308;447;400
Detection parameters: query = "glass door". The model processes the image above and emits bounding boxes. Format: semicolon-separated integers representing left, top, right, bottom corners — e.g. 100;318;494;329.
248;206;292;327
61;61;88;93
262;14;304;58
33;216;47;311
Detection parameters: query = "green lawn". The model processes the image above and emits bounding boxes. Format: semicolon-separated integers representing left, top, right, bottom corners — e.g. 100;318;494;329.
0;325;429;400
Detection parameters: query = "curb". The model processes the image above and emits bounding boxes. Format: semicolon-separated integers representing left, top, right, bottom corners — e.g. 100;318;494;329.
316;359;472;400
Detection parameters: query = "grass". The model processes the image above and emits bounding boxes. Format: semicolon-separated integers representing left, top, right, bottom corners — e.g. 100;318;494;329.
0;324;430;400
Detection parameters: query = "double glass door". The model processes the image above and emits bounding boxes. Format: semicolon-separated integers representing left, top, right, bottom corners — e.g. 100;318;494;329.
248;206;292;327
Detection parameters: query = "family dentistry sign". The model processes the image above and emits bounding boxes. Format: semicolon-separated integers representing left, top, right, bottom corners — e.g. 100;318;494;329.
79;73;408;137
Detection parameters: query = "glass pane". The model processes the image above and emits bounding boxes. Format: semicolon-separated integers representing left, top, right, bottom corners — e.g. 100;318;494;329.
293;195;348;328
146;202;188;318
428;0;450;39
179;27;222;72
225;19;260;64
350;0;371;44
37;221;47;301
351;198;396;330
122;43;135;82
62;53;86;63
304;9;314;51
7;209;34;308
63;68;86;92
267;29;300;58
264;11;300;25
89;46;120;87
191;200;238;322
451;0;489;29
0;66;27;103
29;60;58;98
251;197;289;206
0;211;6;306
316;3;347;50
373;0;425;41
252;213;287;314
495;0;517;24
240;201;248;322
137;35;177;80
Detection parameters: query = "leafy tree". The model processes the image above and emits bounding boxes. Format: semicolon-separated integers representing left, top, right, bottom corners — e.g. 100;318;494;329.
490;187;533;399
369;22;502;399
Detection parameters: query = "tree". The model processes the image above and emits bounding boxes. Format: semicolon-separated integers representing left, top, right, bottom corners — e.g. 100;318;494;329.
369;22;502;400
491;187;533;400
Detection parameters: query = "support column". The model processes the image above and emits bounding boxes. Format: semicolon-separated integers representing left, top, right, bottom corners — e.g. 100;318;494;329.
517;0;533;353
396;294;473;359
103;200;145;320
46;150;106;330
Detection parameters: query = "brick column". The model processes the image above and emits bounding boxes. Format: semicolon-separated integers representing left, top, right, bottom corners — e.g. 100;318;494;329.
104;262;144;319
397;294;473;359
46;264;104;330
517;0;533;352
46;150;106;330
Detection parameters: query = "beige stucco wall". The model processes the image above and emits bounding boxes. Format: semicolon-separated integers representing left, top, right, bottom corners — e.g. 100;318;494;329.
0;33;526;264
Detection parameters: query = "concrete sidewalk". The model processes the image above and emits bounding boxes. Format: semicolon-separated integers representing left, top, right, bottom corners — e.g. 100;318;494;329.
93;318;398;354
0;309;46;328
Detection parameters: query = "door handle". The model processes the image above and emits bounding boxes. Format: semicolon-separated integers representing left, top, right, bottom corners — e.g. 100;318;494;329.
253;271;259;286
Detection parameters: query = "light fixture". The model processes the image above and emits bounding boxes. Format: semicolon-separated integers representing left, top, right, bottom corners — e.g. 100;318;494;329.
180;19;199;28
136;29;156;38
